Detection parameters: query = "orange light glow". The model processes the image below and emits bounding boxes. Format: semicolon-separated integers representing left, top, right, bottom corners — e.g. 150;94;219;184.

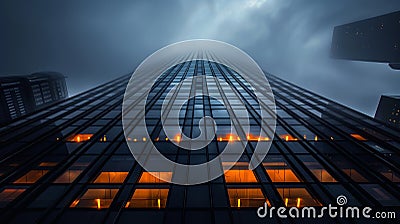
297;198;301;208
175;135;181;143
96;198;101;209
93;172;128;183
127;189;169;208
285;198;288;207
280;134;297;141
70;189;118;209
314;136;318;141
67;134;93;142
227;188;265;208
142;137;147;142
39;162;58;167
71;199;80;207
138;172;172;183
224;169;258;183
350;134;367;141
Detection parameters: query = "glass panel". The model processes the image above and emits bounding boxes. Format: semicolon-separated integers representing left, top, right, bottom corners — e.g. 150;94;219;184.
0;188;26;208
266;169;300;182
227;188;266;208
126;189;169;208
93;172;128;183
66;134;93;142
310;169;337;182
277;188;320;207
70;188;119;209
264;160;301;182
54;170;83;183
14;170;48;184
138;172;172;183
224;162;258;183
350;134;367;141
342;169;368;182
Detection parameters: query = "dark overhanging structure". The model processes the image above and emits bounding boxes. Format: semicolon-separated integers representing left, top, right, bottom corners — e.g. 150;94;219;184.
375;95;400;129
0;60;399;223
0;72;68;125
331;10;400;70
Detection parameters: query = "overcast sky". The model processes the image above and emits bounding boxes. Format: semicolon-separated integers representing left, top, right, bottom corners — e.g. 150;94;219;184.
1;0;400;116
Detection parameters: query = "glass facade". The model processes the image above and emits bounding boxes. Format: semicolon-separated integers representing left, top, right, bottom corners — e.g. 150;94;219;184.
0;60;399;223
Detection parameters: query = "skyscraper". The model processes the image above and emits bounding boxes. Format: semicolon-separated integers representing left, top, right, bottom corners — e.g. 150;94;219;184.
0;60;399;224
331;11;400;69
375;95;400;129
0;72;68;124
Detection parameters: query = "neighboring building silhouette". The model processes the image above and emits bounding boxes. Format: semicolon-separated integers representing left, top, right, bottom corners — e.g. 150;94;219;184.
0;61;399;223
331;11;400;69
375;95;400;129
0;72;68;124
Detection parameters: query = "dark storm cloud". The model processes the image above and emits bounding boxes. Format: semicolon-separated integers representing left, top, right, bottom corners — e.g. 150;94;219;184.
1;0;400;115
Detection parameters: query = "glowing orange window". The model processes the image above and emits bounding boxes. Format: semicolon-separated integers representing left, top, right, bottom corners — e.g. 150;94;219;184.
350;134;367;141
93;172;128;183
70;188;118;209
227;188;266;208
14;170;48;184
126;189;169;208
279;134;298;141
138;172;172;183
0;189;26;207
266;169;300;182
224;170;258;183
223;162;258;183
264;161;301;182
67;134;93;142
277;188;321;207
39;162;58;167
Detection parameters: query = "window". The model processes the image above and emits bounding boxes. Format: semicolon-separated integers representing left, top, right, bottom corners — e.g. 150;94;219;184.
224;162;258;183
310;169;337;182
66;134;93;142
70;188;119;209
0;188;26;208
93;172;128;183
14;170;48;184
138;172;172;183
227;188;266;208
266;169;300;182
342;169;368;182
54;170;83;183
277;188;320;207
126;189;169;208
350;134;367;141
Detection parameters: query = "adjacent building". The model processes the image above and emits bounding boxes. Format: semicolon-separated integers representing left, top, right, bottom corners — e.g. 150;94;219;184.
331;11;400;69
0;61;399;224
0;72;68;124
375;95;400;129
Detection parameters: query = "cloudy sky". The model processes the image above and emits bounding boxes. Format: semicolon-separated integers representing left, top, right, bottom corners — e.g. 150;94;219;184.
1;0;399;116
